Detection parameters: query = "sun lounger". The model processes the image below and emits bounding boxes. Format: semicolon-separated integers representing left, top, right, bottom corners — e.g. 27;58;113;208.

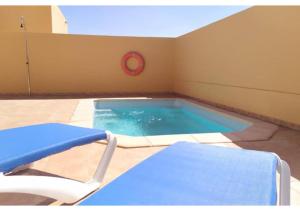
0;123;117;203
79;142;290;206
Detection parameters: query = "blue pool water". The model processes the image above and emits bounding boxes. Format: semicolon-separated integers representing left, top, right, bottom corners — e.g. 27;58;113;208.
93;99;250;136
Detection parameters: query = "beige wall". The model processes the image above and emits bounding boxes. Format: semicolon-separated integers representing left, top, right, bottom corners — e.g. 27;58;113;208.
27;33;174;94
0;6;52;33
51;6;68;34
174;6;300;125
0;33;28;94
1;6;300;126
0;6;67;34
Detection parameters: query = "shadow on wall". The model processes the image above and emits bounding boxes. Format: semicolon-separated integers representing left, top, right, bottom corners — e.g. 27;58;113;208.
0;32;174;96
0;6;300;126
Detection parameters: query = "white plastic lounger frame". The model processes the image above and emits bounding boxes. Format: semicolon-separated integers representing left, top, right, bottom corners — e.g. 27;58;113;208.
0;131;117;204
275;155;291;205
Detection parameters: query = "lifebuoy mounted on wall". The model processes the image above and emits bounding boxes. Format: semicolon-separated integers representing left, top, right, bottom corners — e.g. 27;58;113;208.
121;51;145;76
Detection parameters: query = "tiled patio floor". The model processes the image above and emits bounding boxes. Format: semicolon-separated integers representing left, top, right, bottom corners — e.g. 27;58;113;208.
0;98;299;205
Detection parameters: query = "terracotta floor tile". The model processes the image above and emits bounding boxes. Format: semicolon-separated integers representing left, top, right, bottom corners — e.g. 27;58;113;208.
0;98;299;205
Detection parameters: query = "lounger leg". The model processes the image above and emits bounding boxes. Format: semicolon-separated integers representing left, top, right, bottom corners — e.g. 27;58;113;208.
92;131;117;183
278;160;291;205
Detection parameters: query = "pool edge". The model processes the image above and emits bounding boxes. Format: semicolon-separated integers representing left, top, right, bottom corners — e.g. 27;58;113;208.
69;97;279;148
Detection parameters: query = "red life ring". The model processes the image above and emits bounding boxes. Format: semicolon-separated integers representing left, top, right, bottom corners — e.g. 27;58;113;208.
121;51;145;76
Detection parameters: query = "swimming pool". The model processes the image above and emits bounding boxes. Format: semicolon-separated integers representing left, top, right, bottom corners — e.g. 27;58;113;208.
93;99;251;136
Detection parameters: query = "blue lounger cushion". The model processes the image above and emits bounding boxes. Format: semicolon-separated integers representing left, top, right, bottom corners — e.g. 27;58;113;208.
80;142;278;205
0;123;107;173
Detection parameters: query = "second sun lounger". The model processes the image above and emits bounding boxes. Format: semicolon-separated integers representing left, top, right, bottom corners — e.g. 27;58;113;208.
79;141;290;206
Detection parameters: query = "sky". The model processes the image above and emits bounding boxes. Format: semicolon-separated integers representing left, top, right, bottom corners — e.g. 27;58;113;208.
59;6;251;37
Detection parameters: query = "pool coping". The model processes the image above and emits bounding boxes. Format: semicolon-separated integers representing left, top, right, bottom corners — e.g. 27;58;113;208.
68;97;279;148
